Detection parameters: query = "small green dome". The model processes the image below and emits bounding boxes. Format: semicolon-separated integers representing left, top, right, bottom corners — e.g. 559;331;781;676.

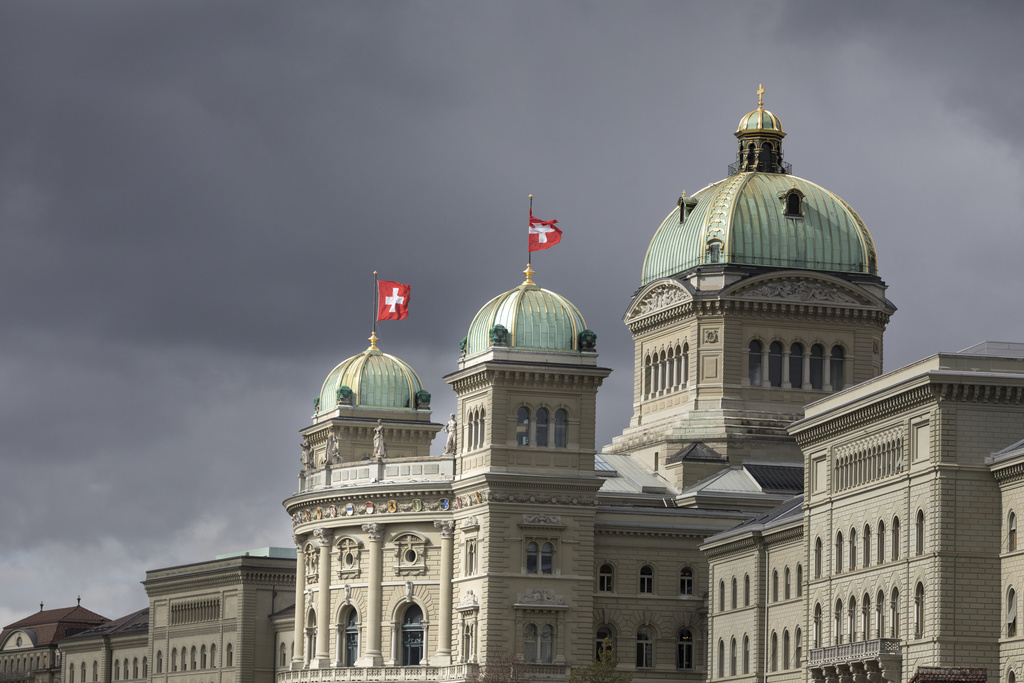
642;173;878;285
465;280;588;356
736;106;785;135
318;346;426;411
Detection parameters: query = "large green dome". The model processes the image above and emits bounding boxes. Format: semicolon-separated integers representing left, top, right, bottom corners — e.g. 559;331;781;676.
465;279;589;356
642;172;878;285
318;346;427;411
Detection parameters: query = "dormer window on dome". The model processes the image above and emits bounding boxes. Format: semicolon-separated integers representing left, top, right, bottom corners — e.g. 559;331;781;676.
779;187;805;217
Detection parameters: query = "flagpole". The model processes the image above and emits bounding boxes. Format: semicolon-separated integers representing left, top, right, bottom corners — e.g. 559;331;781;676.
371;270;379;350
528;194;533;269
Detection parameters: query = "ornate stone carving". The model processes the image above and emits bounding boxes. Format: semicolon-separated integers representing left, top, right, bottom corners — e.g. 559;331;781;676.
578;329;597;351
325;429;341;465
362;522;385;541
636;286;688;316
434;520;456;538
443;414;458;455
742;280;859;304
489;324;509;346
300;437;313;473
517;588;565;605
460;516;479;529
704;329;719;343
313;528;331;547
459;590;479;607
522;514;562;526
405;581;414;600
373;420;388;460
292;534;304;550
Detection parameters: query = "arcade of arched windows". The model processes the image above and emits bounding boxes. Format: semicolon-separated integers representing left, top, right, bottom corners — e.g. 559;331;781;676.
747;339;847;391
643;343;689;399
715;627;802;677
813;581;924;647
832;428;904;492
817;515;907;578
464;407;486;451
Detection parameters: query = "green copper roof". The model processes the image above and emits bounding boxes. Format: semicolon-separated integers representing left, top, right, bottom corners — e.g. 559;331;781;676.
736;107;784;135
319;347;425;411
465;282;587;356
642;173;878;285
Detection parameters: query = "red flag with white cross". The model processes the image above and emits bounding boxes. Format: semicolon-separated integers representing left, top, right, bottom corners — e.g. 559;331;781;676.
528;212;562;252
377;281;411;321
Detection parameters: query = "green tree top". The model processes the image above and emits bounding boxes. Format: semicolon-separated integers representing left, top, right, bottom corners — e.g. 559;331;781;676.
568;640;634;683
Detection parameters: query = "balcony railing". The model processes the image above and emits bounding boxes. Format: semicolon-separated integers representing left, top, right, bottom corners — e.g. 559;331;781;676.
278;664;479;683
808;638;901;668
300;457;455;493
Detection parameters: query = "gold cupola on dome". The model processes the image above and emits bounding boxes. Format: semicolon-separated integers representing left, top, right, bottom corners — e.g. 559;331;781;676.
734;83;788;174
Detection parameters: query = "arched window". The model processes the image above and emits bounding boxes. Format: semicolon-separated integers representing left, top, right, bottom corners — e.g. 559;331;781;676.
789;343;804;388
554;409;568;448
659;351;667;391
784;567;791;600
69;663;75;683
718;580;725;612
783;630;791;669
133;658;139;678
786;192;801;216
682;343;690;386
836;531;844;574
226;644;233;667
516;407;530;446
171;649;178;672
677;629;693;669
772;570;779;602
770;632;778;672
749;341;763;386
810;344;825;389
849;596;858;643
830;346;845;391
644;355;652;396
742;634;750;674
890;588;900;638
849;528;857;571
190;648;196;671
596;627;614;659
731;577;737;608
155;653;162;675
540;625;554;664
201;646;207;670
835;599;844;644
345;610;359;666
796;565;803;596
1007;589;1017;638
815;537;822;578
636;627;653;668
794;627;802;667
768;342;783;386
877;590;886;639
744;574;751;605
535;408;549;447
639;565;654;594
915;583;925;638
402;605;425;665
813;604;822;648
600;564;614;592
279;643;287;668
526;541;553;574
82;663;86;683
114;661;120;681
916;510;925;555
1011;672;1017;683
665;348;674;389
1011;511;1018;552
729;637;737;676
864;524;872;567
210;645;216;668
717;640;725;679
863;593;872;641
892;516;901;560
680;567;693;595
878;520;886;563
524;624;538;663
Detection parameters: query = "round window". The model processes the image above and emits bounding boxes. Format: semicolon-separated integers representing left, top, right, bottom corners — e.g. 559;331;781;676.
345;552;354;566
16;636;22;647
405;549;417;564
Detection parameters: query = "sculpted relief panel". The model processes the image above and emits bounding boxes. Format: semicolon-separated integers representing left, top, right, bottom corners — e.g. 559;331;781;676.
630;285;691;320
739;280;860;305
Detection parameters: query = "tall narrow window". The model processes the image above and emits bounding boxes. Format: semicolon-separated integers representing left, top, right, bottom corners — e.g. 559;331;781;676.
749;341;763;386
810;344;824;389
835;599;844;645
877;590;885;639
916;510;925;555
201;647;207;670
892;517;901;560
599;564;614;592
596;627;613;660
345;610;359;666
836;532;844;574
794;627;802;667
768;342;783;386
156;654;162;675
718;640;724;679
915;583;925;638
524;625;538;664
742;635;750;674
730;638;737;676
731;577;737;608
226;643;233;667
784;567;791;600
639;565;654;594
402;605;425;665
878;520;886;564
719;580;725;612
682;343;690;385
535;408;549;447
744;574;751;605
786;192;801;216
890;588;900;638
864;524;872;568
680;567;693;595
772;570;779;602
813;604;822;648
516;407;530;446
770;632;778;672
849;596;857;643
783;630;790;669
863;594;872;641
636;627;653;668
849;528;857;571
554;410;568;448
677;629;693;669
796;565;803;596
789;343;804;387
1011;512;1018;552
830;346;845;391
540;625;554;663
1009;589;1018;638
644;356;652;396
815;538;822;578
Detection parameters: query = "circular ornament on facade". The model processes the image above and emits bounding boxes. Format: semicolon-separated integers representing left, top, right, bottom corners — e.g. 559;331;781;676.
530;496;536;503
572;498;578;504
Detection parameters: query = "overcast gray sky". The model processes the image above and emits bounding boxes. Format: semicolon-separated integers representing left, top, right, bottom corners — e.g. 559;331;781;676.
2;1;1023;626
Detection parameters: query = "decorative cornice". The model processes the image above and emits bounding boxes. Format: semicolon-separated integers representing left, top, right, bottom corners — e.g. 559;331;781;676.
794;385;933;447
992;461;1024;484
361;523;384;541
434;520;456;538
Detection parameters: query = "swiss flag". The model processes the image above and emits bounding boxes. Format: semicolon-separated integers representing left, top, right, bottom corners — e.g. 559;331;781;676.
377;280;411;321
528;213;562;252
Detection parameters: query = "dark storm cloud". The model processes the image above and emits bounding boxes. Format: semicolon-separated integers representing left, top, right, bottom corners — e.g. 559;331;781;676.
1;1;1022;625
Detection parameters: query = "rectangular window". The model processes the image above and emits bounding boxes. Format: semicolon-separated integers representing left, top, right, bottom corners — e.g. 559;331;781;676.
465;539;477;576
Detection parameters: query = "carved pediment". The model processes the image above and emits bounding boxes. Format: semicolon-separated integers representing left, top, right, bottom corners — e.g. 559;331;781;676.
626;283;692;321
733;278;866;306
516;589;565;606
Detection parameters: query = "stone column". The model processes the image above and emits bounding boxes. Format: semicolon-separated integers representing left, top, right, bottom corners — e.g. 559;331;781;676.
823;349;832;391
761;348;770;387
313;528;333;667
782;350;791;388
361;523;385;665
434;520;456;664
292;535;306;670
802;352;812;390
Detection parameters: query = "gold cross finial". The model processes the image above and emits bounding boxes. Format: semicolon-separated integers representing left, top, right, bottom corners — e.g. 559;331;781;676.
757;83;765;108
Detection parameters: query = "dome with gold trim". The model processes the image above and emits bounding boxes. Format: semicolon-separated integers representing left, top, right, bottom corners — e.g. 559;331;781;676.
317;341;429;412
463;267;593;357
735;83;785;136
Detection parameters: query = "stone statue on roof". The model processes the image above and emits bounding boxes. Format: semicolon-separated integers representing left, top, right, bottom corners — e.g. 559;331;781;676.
373;420;388;460
443;413;458;455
